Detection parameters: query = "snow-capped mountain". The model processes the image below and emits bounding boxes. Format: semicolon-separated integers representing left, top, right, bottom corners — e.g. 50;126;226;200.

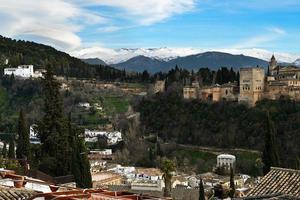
294;59;300;66
113;52;268;73
71;47;300;64
71;47;201;64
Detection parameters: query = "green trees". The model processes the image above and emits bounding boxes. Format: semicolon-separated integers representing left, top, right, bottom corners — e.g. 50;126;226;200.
36;64;91;188
161;159;176;197
199;178;205;200
16;109;30;159
262;112;280;174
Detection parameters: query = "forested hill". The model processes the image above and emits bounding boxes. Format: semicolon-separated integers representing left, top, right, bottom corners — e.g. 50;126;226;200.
0;36;127;80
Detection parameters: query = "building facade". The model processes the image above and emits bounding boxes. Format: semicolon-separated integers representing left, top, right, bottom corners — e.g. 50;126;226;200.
4;65;43;79
216;154;236;171
238;67;265;106
183;56;300;106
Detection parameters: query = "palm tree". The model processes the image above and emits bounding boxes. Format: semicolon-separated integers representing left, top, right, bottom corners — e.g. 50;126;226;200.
161;159;175;197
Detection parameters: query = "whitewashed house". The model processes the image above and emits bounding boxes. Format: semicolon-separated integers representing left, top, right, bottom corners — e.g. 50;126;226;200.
84;129;122;145
4;65;43;79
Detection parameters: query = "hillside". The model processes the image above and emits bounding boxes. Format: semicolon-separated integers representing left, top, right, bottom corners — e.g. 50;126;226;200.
0;36;125;80
81;58;107;65
114;52;269;73
113;55;167;73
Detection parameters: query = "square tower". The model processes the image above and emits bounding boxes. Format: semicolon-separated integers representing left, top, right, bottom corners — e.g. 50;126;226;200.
239;67;265;106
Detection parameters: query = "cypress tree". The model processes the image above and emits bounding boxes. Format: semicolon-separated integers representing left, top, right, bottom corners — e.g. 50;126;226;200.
199;178;205;200
262;112;280;174
37;64;70;176
229;167;235;198
67;114;92;188
2;142;7;158
16;109;30;159
8;135;15;159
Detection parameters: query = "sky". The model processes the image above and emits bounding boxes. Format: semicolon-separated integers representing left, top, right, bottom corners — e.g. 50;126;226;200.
0;0;300;58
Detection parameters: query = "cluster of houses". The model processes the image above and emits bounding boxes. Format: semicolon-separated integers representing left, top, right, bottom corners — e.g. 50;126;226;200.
0;168;166;200
89;153;254;195
87;151;300;199
30;125;123;146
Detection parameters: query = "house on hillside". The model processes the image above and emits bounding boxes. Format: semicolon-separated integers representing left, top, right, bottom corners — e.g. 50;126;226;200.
4;65;43;79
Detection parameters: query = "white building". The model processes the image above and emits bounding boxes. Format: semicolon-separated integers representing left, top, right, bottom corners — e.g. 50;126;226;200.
217;154;236;170
29;125;40;144
78;102;91;109
84;129;122;145
4;65;43;79
131;168;164;191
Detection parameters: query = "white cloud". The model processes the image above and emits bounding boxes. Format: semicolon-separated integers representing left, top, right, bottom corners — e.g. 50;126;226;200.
78;0;196;25
232;27;286;49
98;26;122;33
0;0;196;50
0;0;105;50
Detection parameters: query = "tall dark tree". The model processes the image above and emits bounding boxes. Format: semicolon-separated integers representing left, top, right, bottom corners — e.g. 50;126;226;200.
8;135;15;159
16;109;30;159
229;167;235;198
161;159;175;197
199;178;205;200
36;64;91;187
262;112;280;174
67;115;92;188
37;64;71;176
2;142;7;158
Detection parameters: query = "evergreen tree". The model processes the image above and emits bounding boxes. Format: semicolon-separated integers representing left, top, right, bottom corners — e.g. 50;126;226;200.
37;64;71;176
2;142;7;158
229;167;235;198
161;159;175;197
262;112;280;174
8;135;15;159
16;109;30;159
199;178;205;200
67;115;92;188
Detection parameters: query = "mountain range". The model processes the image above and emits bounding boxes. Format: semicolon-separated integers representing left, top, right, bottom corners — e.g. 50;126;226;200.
111;52;269;73
77;47;300;73
73;47;300;64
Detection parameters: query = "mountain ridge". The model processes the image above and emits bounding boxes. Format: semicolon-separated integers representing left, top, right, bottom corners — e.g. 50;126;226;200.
113;51;269;73
72;47;300;64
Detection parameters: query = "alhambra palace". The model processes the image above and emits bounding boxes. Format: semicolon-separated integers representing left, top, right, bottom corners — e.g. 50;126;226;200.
183;55;300;106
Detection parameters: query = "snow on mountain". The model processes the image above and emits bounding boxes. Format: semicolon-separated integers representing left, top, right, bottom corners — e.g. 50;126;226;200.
71;47;300;64
294;59;300;66
216;48;300;64
71;47;201;64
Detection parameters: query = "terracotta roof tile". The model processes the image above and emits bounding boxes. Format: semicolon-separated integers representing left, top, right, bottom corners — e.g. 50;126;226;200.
0;187;37;200
246;167;300;198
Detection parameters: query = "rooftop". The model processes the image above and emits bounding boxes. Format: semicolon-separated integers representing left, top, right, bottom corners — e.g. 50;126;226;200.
135;168;163;177
246;167;300;198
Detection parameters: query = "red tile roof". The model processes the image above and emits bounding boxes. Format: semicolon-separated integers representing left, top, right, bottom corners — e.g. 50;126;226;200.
246;167;300;198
